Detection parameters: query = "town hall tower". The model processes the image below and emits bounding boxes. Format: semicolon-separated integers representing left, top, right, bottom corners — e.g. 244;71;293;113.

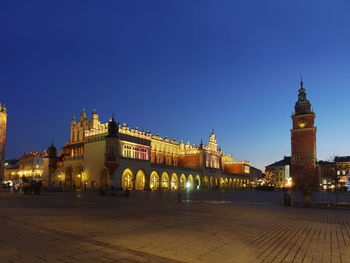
291;77;318;189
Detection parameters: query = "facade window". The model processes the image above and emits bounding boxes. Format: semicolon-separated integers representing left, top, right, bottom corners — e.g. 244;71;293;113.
123;144;148;160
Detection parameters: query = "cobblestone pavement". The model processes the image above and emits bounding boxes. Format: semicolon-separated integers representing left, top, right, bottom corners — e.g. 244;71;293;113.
0;190;350;263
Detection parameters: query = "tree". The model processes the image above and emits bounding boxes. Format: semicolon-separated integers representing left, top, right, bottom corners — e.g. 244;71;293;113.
264;171;274;185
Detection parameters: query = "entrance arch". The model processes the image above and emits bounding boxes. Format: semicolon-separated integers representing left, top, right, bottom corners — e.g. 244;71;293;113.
203;176;209;189
180;174;186;190
220;177;225;189
122;168;134;190
194;175;201;190
150;171;159;190
73;164;83;190
210;177;214;189
64;166;73;189
100;168;108;189
188;175;194;190
135;170;146;190
161;172;170;189
229;178;232;189
171;173;178;190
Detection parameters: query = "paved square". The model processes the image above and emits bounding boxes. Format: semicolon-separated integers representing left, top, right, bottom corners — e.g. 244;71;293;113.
0;190;350;262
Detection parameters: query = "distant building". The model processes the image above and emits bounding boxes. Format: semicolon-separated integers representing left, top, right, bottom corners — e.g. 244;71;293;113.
316;160;333;190
290;77;318;190
3;142;58;186
3;159;19;183
249;166;263;186
317;157;350;190
51;108;251;191
265;156;291;188
0;103;7;180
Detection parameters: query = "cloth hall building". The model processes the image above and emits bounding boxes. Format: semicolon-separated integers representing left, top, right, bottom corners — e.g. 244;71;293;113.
48;109;251;191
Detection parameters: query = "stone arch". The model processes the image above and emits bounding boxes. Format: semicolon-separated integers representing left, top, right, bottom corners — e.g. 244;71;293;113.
188;175;194;189
220;177;225;189
64;165;73;189
210;176;215;189
194;175;201;190
229;178;232;189
99;168;109;189
225;178;229;189
73;163;83;190
180;174;186;190
122;168;134;190
171;173;178;190
135;170;146;190
150;171;159;190
203;176;209;189
161;172;170;189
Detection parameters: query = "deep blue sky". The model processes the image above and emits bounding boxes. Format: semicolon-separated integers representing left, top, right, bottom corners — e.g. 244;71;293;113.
1;0;350;170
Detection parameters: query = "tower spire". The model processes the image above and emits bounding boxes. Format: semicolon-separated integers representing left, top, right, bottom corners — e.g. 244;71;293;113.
300;73;303;88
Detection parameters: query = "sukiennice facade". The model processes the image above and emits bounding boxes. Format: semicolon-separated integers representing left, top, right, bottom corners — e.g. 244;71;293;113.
25;109;251;191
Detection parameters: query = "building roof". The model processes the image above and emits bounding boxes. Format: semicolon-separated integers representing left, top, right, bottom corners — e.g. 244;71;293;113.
266;156;291;168
335;156;350;162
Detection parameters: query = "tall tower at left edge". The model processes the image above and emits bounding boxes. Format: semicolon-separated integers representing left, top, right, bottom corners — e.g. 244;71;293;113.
290;77;318;190
0;103;7;180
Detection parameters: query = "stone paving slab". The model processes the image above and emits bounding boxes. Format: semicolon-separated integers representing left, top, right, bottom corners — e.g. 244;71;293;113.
0;191;350;262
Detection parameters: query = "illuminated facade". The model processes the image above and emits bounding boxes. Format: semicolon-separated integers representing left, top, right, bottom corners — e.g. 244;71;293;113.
317;157;350;190
0;103;7;180
290;78;318;189
3;141;58;186
265;157;291;188
53;108;251;190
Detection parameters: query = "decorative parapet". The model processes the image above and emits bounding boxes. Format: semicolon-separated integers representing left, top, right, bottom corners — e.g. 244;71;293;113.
119;123;151;140
85;123;108;137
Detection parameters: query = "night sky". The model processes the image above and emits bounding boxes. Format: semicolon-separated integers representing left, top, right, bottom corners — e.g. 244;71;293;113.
1;0;350;170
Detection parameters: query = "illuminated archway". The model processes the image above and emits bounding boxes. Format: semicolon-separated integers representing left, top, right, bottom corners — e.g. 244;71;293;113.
225;178;229;189
203;176;209;189
161;172;170;189
100;168;108;189
150;171;159;190
210;177;214;189
135;170;146;190
180;174;186;189
73;164;83;190
188;175;194;189
122;168;134;190
229;178;232;189
195;175;201;190
64;166;73;189
220;177;225;189
171;173;178;190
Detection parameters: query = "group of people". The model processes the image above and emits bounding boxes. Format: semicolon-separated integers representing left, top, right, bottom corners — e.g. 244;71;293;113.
12;180;43;195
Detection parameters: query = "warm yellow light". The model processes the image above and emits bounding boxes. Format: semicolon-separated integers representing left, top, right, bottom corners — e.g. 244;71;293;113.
285;178;292;187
